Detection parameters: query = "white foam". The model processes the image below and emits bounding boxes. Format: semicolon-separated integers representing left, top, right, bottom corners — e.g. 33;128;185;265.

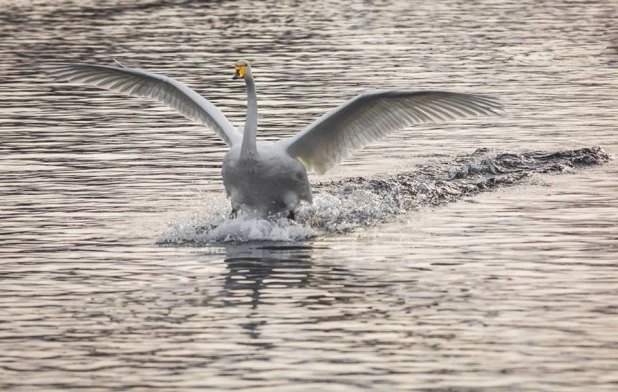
158;211;316;245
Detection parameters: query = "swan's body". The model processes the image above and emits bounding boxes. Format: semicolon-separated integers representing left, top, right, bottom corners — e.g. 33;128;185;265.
222;141;312;216
49;59;502;218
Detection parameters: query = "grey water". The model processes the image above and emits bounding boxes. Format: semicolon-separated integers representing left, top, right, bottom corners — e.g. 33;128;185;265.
1;0;618;390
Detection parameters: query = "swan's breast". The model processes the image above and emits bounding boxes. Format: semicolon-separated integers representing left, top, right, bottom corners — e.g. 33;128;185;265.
221;142;312;212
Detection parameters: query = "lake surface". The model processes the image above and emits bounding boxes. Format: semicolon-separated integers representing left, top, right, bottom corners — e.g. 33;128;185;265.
1;0;618;390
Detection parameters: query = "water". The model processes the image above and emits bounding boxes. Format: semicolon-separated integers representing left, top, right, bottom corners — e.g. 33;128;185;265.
2;0;618;390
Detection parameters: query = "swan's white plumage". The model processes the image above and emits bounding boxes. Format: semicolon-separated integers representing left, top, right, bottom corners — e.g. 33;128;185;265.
47;63;241;146
49;60;503;216
279;90;502;174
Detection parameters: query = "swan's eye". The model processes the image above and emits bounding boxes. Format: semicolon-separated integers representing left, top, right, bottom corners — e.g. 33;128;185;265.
235;65;246;78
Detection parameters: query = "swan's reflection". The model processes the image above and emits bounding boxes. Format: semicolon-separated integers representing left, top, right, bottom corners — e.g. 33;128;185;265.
220;242;316;309
207;242;319;342
197;241;360;341
214;241;360;309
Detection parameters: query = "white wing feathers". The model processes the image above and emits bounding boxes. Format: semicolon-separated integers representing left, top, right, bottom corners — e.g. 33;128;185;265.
48;62;241;146
279;90;503;174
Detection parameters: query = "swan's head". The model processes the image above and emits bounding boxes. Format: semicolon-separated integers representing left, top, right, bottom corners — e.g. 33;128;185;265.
233;59;250;80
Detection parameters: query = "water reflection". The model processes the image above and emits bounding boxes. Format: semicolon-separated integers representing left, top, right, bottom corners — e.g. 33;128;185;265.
3;0;618;390
607;36;618;66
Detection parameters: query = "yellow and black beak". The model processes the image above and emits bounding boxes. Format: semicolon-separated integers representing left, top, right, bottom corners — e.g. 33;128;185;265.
233;65;245;80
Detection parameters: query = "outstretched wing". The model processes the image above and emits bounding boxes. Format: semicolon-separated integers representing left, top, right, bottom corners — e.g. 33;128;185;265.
278;90;502;174
48;61;241;146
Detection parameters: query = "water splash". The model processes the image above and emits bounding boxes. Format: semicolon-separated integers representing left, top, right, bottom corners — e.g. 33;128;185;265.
158;147;610;244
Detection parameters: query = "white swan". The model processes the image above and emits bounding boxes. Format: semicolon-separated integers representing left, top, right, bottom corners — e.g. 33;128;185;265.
50;59;502;218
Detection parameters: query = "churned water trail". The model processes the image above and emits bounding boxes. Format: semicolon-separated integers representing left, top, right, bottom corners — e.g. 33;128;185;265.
158;147;610;244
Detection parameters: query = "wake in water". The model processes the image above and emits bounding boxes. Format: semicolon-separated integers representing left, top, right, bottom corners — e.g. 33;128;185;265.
157;147;610;245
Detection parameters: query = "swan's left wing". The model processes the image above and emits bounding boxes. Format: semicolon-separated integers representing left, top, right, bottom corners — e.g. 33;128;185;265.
278;90;502;174
48;62;241;146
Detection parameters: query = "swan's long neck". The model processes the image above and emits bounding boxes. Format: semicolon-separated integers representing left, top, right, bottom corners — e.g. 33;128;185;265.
241;72;258;160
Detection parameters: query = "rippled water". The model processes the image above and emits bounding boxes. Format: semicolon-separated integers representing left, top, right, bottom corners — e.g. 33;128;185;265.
2;0;618;390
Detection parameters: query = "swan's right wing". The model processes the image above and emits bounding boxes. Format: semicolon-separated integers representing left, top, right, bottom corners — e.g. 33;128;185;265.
279;90;502;174
48;62;241;146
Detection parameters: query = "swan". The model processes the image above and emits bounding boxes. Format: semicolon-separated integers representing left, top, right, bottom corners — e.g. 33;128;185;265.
49;59;502;219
